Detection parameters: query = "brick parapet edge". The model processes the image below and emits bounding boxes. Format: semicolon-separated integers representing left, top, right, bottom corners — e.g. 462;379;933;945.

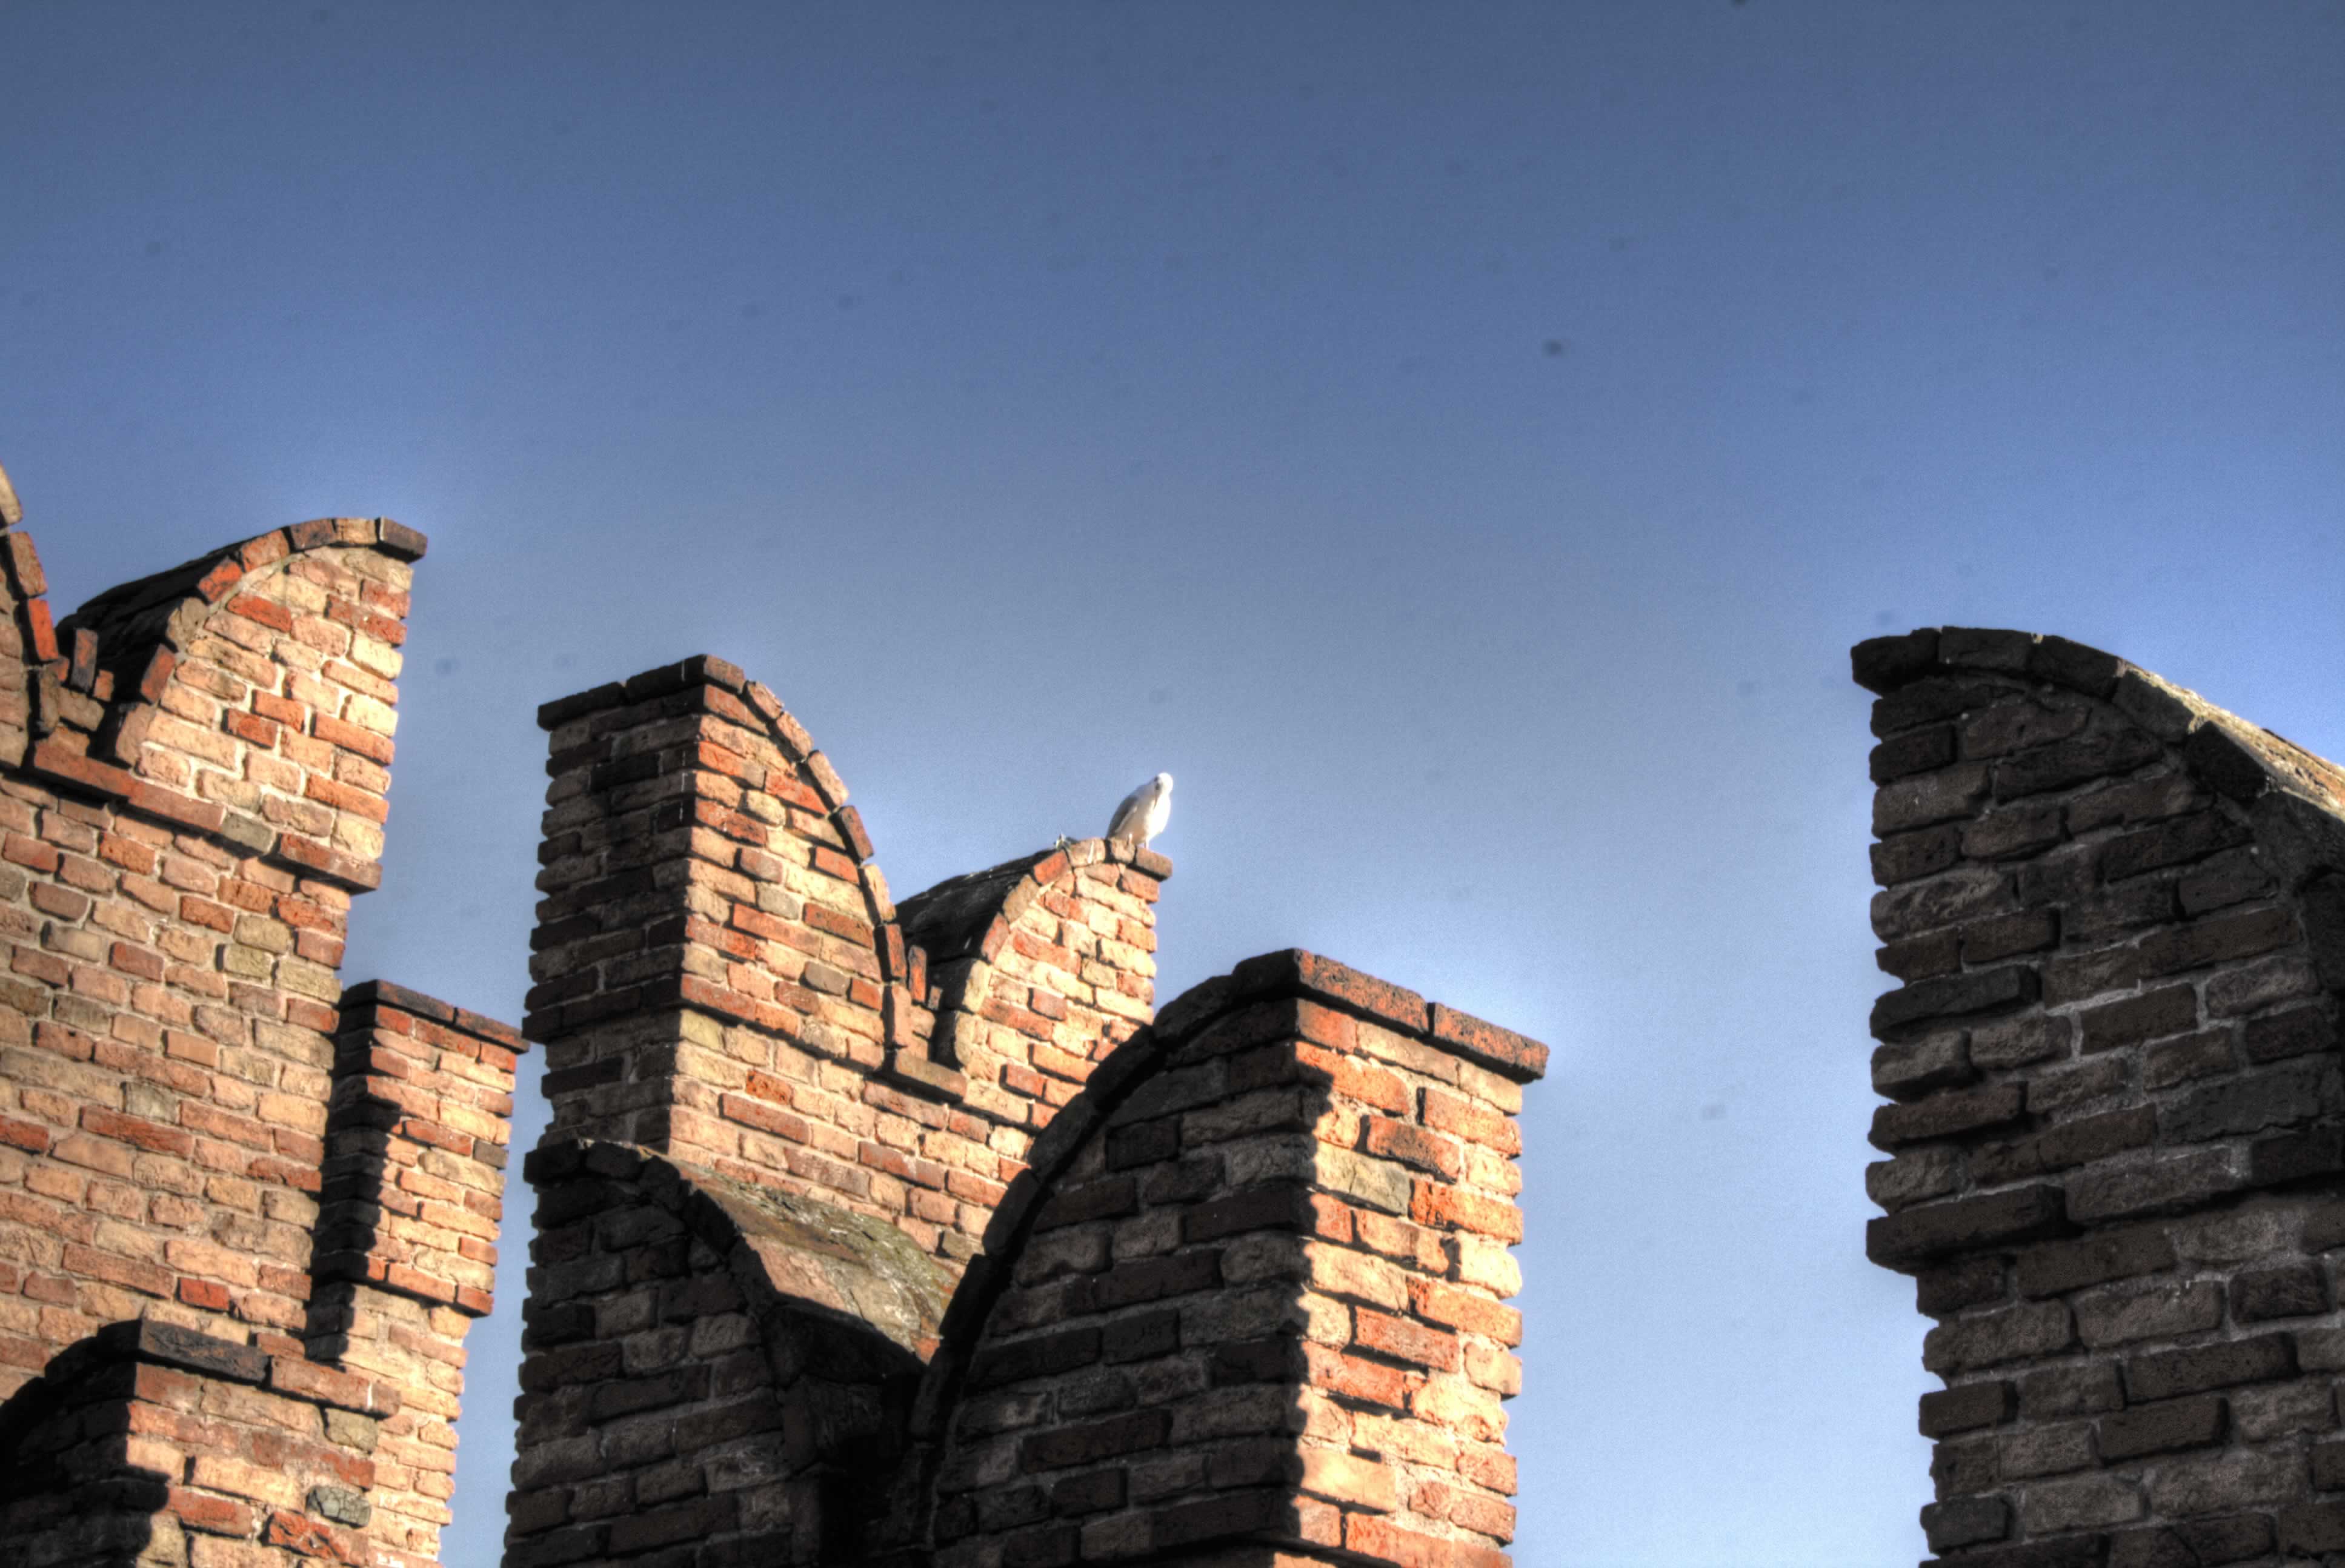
505;1138;948;1564
0;1317;404;1567
1855;626;2345;1565
0;498;522;1568
878;948;1545;1566
527;657;1172;1277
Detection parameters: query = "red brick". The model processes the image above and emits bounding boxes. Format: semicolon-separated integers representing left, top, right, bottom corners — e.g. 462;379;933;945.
1357;1309;1462;1372
1411;1181;1523;1244
1365;1118;1463;1180
1346;1512;1511;1568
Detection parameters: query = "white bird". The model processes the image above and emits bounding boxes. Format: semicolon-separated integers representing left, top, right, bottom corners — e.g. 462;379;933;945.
1106;772;1174;846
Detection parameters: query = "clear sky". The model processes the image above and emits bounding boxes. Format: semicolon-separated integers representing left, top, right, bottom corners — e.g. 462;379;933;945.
4;4;2341;1564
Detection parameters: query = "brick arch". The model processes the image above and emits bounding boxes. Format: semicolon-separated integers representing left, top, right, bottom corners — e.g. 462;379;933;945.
1854;626;2345;1563
896;835;1171;1125
4;515;427;891
872;951;1543;1566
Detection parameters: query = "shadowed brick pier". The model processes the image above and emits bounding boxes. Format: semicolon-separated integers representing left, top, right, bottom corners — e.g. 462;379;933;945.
1858;628;2345;1566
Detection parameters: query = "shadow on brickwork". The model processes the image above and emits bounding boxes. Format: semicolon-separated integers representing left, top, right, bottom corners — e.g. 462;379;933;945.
874;951;1536;1564
509;1140;947;1563
0;1325;200;1567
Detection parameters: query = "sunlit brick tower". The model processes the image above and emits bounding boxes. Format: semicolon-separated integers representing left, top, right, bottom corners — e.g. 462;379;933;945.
507;654;1549;1566
0;480;524;1568
1857;628;2345;1566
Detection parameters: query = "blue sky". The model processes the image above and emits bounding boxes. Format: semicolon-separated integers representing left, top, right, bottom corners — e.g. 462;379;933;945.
4;4;2341;1563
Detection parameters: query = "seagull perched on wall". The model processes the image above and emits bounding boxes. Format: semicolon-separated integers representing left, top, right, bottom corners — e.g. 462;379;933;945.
1106;772;1173;847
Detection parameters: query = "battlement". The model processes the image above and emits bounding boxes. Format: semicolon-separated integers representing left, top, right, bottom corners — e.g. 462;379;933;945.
0;506;524;1567
0;489;1546;1566
509;656;1548;1566
1856;628;2345;1564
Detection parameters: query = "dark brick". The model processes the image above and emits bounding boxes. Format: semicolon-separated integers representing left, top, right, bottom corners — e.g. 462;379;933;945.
1105;1118;1180;1170
2097;1395;2225;1461
2230;1262;2329;1322
1874;868;2017;941
2278;1500;2345;1555
1973;1106;2155;1184
2020;1362;2124;1420
1872;676;2006;737
1923;1300;2075;1373
2044;945;2141;1007
1929;1437;1997;1502
2066;1148;2241;1222
2313;1438;2345;1490
1920;1381;2015;1437
1049;1469;1126;1517
2160;1058;2333;1143
1964;697;2090;759
1940;628;2038;673
2170;1515;2272;1566
1019;1409;1171;1472
2109;1515;2273;1568
2017;1226;2176;1299
2067;879;2183;942
1872;723;1957;782
1963;802;2067;862
1033;1176;1137;1230
1872;968;2039;1040
2067;772;2200;834
2250;1118;2343;1184
1924;1532;2106;1568
1921;1494;2010;1551
2181;724;2269;802
1962;910;2060;964
974;1487;1049;1532
103;1320;268;1384
2026;1057;2128;1117
2139;906;2298;977
1183;1184;1314;1243
1877;764;1991;833
2080;986;2198;1054
1148;1487;1289;1548
1872;1033;1975;1102
607;1496;738;1555
2124;1334;2295;1401
1879;932;1963;982
2027;634;2123;696
2244;1005;2337;1065
1994;726;2162;800
1852;631;1942;696
1074;1250;1222;1312
970;1328;1103;1390
2302;871;2345;988
2101;811;2252;882
1917;1256;2010;1317
999;1524;1079;1567
2141;1029;2236;1091
1100;1310;1179;1364
1970;1014;2073;1071
1870;1185;2067;1271
1874;826;1963;886
1870;1085;2025;1151
1208;1337;1306;1385
2178;849;2275;915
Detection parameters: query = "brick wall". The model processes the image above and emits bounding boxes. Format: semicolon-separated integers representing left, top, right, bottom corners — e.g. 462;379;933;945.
310;981;524;1560
896;950;1543;1567
1857;627;2345;1565
508;1140;946;1565
0;505;521;1568
512;656;1548;1566
526;657;1169;1277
